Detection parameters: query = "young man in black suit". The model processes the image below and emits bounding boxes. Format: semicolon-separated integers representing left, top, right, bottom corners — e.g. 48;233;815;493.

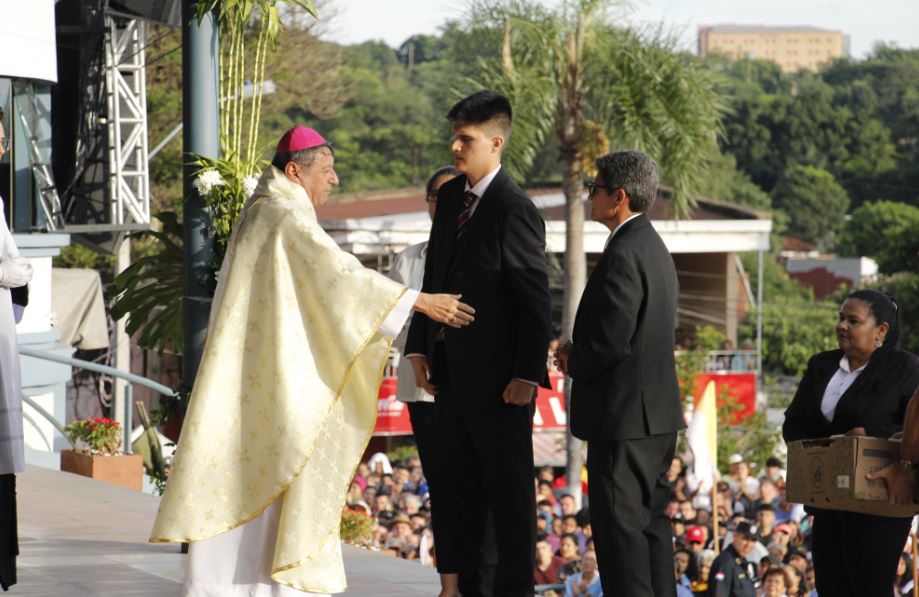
556;150;685;597
405;90;552;597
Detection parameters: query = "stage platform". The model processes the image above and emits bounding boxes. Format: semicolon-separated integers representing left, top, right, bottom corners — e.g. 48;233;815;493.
16;465;439;595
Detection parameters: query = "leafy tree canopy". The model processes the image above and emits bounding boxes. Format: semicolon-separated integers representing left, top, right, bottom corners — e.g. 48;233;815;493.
837;200;919;275
771;164;849;247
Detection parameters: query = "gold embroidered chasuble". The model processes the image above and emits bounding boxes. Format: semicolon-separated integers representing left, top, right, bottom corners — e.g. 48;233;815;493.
150;166;406;592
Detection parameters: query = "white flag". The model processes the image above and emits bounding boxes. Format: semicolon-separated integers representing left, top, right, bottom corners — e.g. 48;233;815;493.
688;380;718;493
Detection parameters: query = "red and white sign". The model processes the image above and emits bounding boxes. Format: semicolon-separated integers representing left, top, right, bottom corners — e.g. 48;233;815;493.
373;378;412;436
534;373;567;431
373;372;569;436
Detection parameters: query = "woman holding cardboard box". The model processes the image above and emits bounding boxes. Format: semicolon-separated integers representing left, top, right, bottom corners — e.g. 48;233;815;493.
783;289;919;597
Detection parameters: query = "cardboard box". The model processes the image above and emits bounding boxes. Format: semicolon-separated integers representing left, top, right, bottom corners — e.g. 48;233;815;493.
786;436;919;517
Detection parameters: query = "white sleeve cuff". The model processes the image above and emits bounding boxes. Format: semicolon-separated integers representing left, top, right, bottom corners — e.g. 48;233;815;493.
379;289;419;339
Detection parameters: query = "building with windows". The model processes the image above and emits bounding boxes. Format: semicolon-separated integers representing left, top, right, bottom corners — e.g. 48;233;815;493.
698;25;847;72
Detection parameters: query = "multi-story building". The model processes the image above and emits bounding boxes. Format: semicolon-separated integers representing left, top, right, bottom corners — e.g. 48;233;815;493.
698;25;847;72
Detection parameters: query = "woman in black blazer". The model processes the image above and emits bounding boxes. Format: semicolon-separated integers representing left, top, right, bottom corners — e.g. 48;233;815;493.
783;290;919;596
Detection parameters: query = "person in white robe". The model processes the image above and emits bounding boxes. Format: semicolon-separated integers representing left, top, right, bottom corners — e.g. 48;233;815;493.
0;110;33;591
150;126;474;596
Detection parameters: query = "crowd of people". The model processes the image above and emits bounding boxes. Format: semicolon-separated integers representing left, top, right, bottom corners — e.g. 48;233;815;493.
347;447;919;597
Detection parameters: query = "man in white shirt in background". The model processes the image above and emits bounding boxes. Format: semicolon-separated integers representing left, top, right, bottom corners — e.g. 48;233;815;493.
389;165;461;597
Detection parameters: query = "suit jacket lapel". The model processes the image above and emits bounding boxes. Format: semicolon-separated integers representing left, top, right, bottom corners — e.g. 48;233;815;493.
446;169;505;282
429;175;470;291
833;353;882;424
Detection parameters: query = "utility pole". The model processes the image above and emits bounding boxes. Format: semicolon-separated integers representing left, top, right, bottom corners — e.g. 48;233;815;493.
181;1;219;397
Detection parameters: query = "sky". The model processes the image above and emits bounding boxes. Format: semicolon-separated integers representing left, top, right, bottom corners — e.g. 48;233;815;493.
322;0;919;59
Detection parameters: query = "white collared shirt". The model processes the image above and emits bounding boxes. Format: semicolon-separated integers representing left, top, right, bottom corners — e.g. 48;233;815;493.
820;355;868;422
463;163;502;217
603;213;642;249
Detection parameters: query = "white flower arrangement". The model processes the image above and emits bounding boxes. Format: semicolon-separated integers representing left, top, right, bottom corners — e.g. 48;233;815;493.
242;176;259;197
192;169;227;196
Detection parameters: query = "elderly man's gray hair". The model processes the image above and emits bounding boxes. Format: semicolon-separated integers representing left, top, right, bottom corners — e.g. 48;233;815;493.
271;144;334;171
594;150;659;213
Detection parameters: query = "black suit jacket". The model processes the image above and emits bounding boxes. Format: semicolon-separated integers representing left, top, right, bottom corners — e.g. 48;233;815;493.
404;168;552;401
783;347;919;441
568;214;685;441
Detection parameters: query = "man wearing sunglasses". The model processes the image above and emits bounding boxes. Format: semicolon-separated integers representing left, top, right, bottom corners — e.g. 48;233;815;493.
556;150;684;597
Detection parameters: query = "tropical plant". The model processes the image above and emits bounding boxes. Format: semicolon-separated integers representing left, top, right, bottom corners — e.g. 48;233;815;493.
112;1;319;357
468;0;724;498
109;212;184;355
191;0;318;246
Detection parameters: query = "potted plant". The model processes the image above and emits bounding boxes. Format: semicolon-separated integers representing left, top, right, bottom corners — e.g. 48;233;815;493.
60;417;144;491
340;506;375;548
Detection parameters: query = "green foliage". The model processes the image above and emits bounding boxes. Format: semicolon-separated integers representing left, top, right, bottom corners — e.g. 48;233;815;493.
836;200;919;275
468;0;725;217
771;164;849;247
340;507;375;547
386;444;419;466
716;409;782;476
109;212;184;355
741;302;838;377
53;244;115;270
866;272;919;355
695;152;772;210
712;48;915;211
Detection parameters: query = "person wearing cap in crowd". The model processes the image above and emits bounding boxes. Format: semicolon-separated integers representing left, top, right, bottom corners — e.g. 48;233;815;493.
150;126;476;596
685;526;707;553
383;513;420;558
705;521;759;597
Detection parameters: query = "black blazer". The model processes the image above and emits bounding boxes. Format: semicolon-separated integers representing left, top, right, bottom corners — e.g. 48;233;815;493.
783;347;919;442
404;168;552;401
568;214;685;441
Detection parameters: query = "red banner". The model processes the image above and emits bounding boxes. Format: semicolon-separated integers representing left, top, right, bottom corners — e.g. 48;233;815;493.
373;373;570;436
692;372;757;423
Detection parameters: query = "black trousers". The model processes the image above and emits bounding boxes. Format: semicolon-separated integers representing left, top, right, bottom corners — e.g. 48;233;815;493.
434;345;536;597
586;433;677;597
407;400;459;573
811;510;911;597
0;475;17;592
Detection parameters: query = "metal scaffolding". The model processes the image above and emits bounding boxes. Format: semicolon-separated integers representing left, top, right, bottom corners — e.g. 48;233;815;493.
103;15;150;229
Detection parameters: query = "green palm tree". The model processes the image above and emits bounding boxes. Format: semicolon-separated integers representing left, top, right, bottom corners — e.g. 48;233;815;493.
469;0;725;498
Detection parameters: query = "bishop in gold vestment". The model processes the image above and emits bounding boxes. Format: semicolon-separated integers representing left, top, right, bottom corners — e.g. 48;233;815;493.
150;126;473;595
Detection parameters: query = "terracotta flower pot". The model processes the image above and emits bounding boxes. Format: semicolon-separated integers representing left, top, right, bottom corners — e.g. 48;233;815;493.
60;449;144;491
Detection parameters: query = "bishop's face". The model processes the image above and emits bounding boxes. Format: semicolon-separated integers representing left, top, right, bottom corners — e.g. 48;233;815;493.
290;149;339;206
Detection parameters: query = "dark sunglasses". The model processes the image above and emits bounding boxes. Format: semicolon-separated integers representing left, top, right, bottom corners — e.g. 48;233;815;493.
584;180;618;196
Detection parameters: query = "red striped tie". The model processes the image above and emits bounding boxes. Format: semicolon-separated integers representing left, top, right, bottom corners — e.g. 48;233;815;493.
456;191;477;239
